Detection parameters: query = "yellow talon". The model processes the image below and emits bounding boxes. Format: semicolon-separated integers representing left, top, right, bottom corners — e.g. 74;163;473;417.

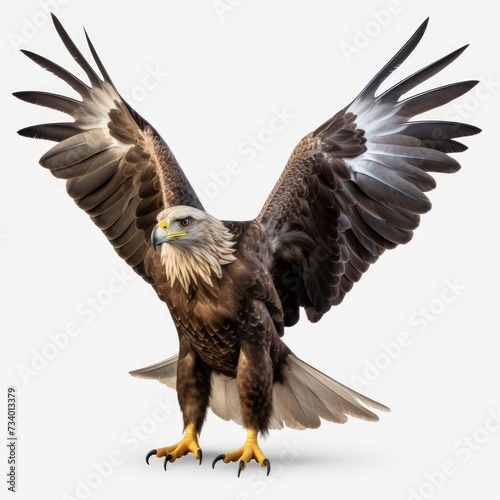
212;429;271;477
146;423;202;469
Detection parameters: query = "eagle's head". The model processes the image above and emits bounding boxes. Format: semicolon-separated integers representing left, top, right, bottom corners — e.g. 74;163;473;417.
151;206;237;291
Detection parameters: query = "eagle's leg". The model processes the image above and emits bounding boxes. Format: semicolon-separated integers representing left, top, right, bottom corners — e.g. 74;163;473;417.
146;342;211;469
212;340;273;476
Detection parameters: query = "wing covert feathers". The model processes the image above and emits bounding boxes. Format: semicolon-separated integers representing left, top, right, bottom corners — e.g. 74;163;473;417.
258;19;480;325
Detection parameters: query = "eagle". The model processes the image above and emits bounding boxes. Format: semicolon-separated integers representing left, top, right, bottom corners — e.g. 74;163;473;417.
15;15;480;476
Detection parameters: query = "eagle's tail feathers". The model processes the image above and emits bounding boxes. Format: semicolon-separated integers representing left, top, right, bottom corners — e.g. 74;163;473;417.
270;354;390;430
130;353;389;431
129;354;177;389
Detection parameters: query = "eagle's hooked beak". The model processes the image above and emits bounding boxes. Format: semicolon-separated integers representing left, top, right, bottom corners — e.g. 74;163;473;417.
152;220;168;251
151;219;187;251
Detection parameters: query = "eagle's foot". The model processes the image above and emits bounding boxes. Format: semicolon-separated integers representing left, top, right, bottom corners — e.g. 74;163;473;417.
146;423;201;470
212;429;271;477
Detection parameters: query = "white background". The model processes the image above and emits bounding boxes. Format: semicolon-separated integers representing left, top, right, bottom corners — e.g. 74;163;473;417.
2;1;499;499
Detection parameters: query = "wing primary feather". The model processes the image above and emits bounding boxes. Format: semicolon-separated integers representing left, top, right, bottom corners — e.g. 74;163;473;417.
395;80;479;118
353;18;429;104
17;123;82;142
12;91;80;116
378;45;469;103
51;13;102;86
83;27;116;89
380;121;481;140
20;49;90;97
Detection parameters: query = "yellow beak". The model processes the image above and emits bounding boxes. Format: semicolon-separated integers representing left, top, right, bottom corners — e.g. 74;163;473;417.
151;219;187;250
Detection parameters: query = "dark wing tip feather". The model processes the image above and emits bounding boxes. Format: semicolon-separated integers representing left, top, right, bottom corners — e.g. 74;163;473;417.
83;26;116;88
12;91;32;104
49;13;114;90
355;18;429;103
379;45;471;104
19;48;90;96
17;126;38;139
13;90;81;117
17;123;82;142
50;13;101;86
466;124;482;135
396;80;480;118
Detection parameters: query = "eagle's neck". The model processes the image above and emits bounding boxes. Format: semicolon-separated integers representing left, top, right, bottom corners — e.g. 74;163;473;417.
160;226;237;293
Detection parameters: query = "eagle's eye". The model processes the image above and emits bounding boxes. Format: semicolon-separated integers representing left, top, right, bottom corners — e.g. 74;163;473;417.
179;218;191;228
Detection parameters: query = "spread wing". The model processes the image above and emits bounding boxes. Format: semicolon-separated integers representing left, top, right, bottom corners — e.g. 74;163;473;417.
14;14;203;287
258;19;480;326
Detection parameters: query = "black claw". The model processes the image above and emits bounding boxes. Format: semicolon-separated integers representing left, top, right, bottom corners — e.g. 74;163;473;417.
212;454;225;469
198;449;203;465
163;454;172;471
237;460;245;478
145;449;157;465
263;458;271;476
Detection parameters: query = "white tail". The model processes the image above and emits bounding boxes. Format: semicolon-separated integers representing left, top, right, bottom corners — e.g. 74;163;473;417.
130;353;389;430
